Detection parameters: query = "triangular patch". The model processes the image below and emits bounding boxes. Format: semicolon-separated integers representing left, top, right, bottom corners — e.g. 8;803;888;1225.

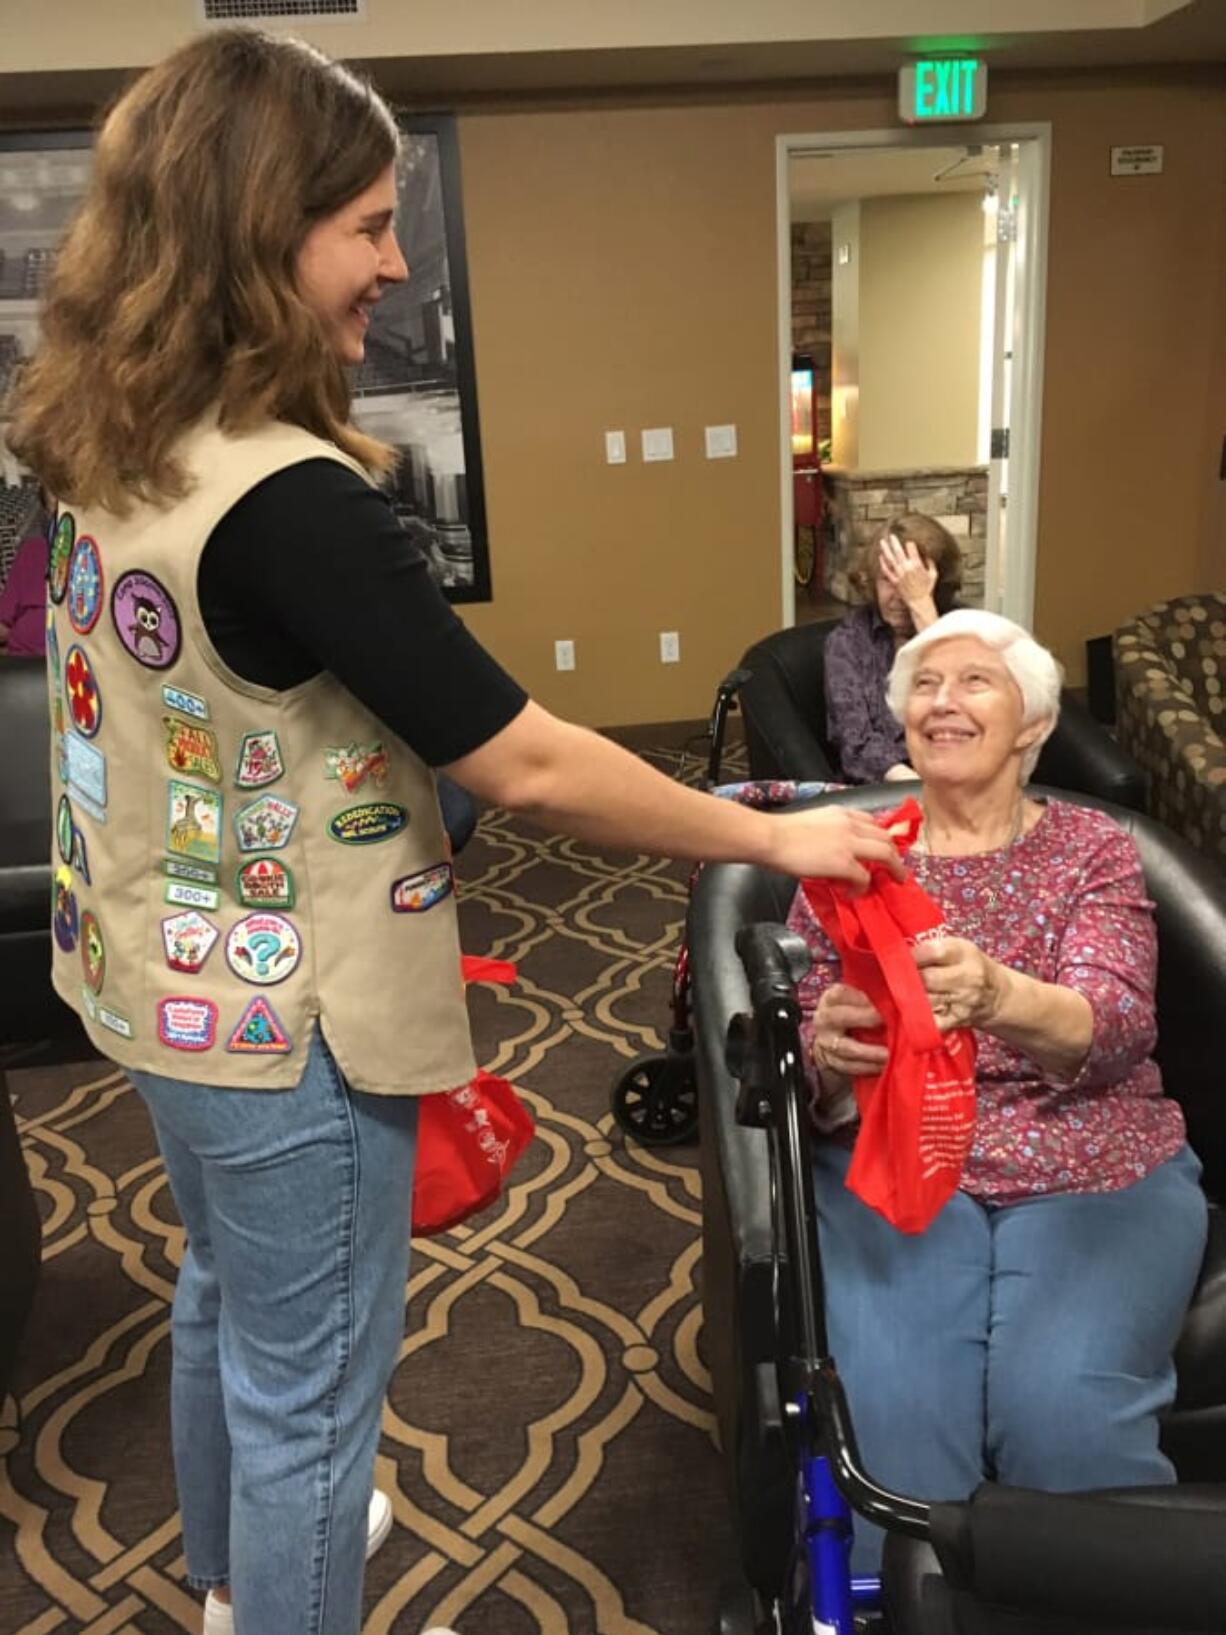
225;996;291;1055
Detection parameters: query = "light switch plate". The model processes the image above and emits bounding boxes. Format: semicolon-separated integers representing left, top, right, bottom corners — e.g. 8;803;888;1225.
641;427;674;463
554;639;575;672
605;429;626;465
705;424;737;459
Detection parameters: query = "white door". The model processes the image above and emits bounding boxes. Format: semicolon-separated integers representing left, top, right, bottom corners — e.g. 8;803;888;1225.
984;136;1047;627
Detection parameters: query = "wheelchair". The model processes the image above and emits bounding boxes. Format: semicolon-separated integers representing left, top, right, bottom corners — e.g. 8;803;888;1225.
694;785;1226;1634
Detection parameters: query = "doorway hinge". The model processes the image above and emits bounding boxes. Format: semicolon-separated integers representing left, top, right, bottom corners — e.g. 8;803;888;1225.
997;207;1018;243
991;427;1010;459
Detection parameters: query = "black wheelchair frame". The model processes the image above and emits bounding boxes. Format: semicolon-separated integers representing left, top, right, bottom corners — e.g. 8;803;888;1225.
723;920;1226;1635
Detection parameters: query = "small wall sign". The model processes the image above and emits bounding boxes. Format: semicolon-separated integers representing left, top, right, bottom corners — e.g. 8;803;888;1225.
1110;145;1164;176
898;58;988;124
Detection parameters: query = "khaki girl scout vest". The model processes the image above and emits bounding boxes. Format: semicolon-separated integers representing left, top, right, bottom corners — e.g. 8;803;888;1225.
46;417;477;1096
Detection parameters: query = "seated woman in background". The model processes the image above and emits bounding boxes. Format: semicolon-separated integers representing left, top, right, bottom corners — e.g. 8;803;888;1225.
824;512;961;782
0;501;50;658
787;608;1207;1574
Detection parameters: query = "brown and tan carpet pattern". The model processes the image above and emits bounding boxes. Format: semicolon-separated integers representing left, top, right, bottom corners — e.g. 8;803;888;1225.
1;746;748;1635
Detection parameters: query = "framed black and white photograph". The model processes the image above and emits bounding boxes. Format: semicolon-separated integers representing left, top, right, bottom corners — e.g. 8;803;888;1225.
0;132;92;581
350;114;491;603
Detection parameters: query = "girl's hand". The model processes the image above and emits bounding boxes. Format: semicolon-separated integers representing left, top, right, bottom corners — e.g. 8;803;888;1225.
769;806;905;889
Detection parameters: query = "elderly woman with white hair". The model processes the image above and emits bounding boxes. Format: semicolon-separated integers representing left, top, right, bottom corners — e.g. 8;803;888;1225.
786;609;1207;1574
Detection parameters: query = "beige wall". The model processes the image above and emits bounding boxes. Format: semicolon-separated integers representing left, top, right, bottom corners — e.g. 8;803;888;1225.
456;73;1226;710
4;64;1224;714
858;192;983;470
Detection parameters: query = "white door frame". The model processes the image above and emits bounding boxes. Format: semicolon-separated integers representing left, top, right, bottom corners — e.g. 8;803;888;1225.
775;122;1051;630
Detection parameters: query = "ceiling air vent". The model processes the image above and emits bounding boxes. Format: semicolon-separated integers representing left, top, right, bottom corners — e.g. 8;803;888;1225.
200;0;364;22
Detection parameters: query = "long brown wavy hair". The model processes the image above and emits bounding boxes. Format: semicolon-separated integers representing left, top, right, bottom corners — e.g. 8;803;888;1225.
6;28;400;513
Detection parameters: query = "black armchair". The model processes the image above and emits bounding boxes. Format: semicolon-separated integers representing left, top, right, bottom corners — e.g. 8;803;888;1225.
0;657;100;1403
693;785;1226;1608
737;621;1147;811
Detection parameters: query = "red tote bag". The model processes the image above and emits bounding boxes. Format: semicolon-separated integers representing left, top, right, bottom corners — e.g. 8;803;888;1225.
411;957;536;1237
801;800;977;1234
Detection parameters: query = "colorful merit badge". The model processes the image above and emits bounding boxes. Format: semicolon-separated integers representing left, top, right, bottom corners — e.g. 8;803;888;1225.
324;741;388;794
234;794;298;852
162;683;209;721
111;569;181;669
64;645;102;737
157;997;218;1051
236;856;295;910
167;780;222;865
47;617;64;738
65;733;107;820
226;996;292;1055
328;803;408;845
56;793;74;863
67;535;104;634
52;865;79;952
80;910;106;994
48;512;74;605
164;716;222;783
235;731;284;789
225;912;301;985
390;862;453;913
162;909;220;973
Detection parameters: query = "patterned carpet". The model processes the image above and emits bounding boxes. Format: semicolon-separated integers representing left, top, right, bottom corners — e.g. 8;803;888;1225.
1;744;747;1635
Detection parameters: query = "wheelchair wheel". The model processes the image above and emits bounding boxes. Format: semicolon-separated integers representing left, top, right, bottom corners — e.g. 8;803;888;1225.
610;1052;698;1145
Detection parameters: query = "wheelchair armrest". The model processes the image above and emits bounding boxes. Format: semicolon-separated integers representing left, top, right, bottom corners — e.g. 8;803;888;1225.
927;1484;1226;1632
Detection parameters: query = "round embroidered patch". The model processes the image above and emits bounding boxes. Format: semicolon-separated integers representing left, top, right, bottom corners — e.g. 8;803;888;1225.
56;793;74;864
52;865;79;953
67;534;104;634
111;569;181;669
64;645;102;738
48;512;75;605
81;910;106;994
225;912;301;985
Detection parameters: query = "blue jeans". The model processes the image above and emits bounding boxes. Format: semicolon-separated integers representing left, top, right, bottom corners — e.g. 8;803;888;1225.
129;1028;418;1635
812;1142;1208;1574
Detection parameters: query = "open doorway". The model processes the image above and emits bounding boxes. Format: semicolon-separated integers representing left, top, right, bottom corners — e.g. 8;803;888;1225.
776;126;1050;634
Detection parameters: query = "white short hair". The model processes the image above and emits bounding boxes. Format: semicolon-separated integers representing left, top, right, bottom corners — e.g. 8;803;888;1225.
885;609;1064;782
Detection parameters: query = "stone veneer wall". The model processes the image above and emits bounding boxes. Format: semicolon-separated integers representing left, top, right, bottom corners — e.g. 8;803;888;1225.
790;220;832;445
822;466;988;607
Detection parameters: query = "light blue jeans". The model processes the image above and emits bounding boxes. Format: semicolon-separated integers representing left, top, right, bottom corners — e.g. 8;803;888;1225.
812;1141;1208;1574
129;1028;418;1635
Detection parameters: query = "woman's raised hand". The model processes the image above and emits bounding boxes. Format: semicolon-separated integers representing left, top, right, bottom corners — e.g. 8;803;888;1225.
879;533;938;612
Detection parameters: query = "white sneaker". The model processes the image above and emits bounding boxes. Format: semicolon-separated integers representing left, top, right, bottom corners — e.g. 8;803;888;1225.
201;1490;394;1631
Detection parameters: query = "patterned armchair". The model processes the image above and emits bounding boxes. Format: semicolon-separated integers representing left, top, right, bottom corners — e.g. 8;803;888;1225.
1114;594;1226;865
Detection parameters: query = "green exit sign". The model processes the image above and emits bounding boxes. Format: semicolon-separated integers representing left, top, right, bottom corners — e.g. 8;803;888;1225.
898;58;988;124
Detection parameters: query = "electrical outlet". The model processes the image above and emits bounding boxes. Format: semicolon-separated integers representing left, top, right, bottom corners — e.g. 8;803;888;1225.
659;630;680;664
554;639;575;672
605;429;626;465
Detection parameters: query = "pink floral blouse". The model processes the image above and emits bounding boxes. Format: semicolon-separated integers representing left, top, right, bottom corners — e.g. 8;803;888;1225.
786;800;1188;1204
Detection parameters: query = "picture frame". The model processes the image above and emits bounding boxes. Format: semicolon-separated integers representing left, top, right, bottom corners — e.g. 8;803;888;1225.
0;116;491;605
349;114;492;604
0;130;93;578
